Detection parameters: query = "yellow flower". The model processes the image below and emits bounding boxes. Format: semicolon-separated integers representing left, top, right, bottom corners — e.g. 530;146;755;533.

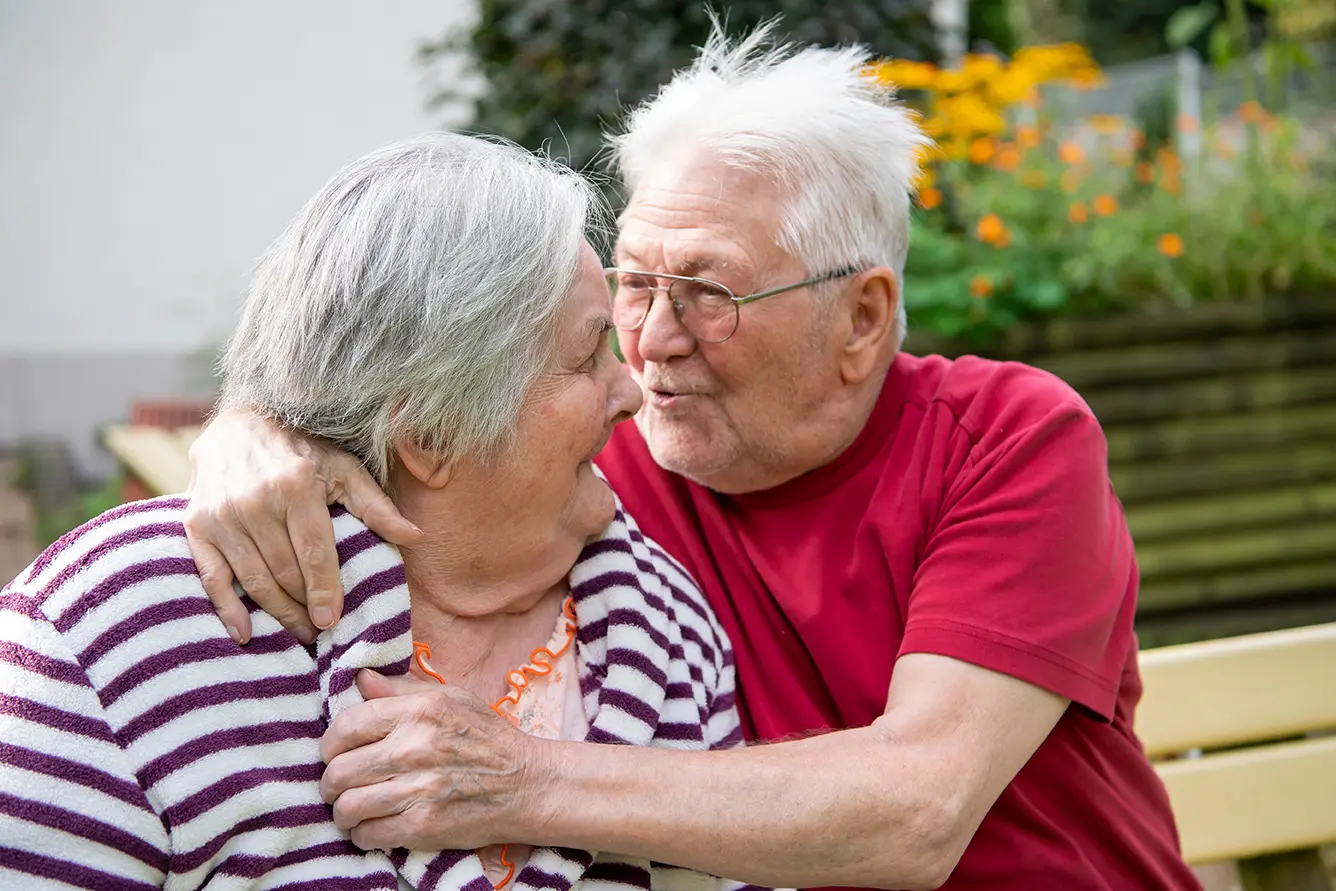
1088;114;1124;135
870;59;938;91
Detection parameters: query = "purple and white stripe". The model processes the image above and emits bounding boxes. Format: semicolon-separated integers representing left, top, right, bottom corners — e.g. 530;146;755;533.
1;494;753;890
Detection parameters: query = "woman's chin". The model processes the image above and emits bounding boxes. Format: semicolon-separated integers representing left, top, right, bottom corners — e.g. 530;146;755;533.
576;462;618;534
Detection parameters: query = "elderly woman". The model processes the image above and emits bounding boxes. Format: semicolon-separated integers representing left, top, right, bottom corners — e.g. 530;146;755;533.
0;134;748;891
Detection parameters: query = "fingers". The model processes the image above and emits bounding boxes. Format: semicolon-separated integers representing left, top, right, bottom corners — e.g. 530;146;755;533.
357;669;439;700
213;521;317;645
249;510;309;607
331;776;412;833
331;455;423;547
321;695;406;764
348;813;413;852
320;736;404;804
286;494;343;630
186;537;250;644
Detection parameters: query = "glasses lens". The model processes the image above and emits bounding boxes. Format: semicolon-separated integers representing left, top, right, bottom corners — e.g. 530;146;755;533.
608;272;654;331
669;279;737;343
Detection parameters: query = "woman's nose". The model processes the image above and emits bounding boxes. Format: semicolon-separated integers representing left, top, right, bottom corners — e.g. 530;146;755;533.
609;360;644;422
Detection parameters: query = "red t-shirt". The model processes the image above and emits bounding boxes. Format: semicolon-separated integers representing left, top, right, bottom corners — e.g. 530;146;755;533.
595;352;1200;891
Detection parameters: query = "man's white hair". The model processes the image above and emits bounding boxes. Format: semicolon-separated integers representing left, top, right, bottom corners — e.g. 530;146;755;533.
609;19;930;346
220;133;599;485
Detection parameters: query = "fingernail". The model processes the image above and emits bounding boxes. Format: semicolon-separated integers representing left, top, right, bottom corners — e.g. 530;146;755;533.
311;606;335;629
224;624;243;644
295;626;317;644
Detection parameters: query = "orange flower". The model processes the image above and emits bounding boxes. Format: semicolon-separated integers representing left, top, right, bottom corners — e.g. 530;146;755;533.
1215;138;1237;159
976;213;1007;245
993;144;1022;172
995;229;1013;248
1068;202;1088;223
1135;161;1155;183
1162;173;1182;195
917;187;943;210
1112;148;1133;167
1157;147;1182;174
1093;193;1118;216
1060;169;1082;193
969;137;996;165
970;275;994;298
1238;100;1265;124
1157;233;1184;258
1016;124;1040;149
1130;129;1146;150
1058;141;1086;165
1175;113;1200;134
1021;170;1048;189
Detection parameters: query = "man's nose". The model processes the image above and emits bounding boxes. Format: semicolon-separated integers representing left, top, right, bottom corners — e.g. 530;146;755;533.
635;288;695;363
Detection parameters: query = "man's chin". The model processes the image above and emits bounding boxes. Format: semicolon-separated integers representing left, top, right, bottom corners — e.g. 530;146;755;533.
642;430;735;487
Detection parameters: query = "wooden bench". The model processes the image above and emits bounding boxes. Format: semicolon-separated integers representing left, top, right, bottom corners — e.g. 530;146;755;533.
1138;622;1336;890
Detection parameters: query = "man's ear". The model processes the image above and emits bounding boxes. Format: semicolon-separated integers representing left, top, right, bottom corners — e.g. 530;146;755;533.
392;437;453;490
840;266;899;385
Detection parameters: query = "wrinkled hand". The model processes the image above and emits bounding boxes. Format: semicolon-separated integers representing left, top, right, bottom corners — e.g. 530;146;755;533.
183;406;422;644
320;670;552;852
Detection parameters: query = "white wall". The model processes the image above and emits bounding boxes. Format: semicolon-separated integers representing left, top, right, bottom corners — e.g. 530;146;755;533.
0;0;476;473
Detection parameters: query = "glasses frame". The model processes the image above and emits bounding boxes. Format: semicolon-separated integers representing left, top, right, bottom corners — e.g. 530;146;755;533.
604;265;862;344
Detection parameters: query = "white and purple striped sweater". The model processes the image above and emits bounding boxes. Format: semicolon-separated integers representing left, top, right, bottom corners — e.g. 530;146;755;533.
0;495;754;891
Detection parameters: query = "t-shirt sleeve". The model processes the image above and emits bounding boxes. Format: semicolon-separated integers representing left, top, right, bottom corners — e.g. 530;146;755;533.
899;399;1137;720
0;585;171;888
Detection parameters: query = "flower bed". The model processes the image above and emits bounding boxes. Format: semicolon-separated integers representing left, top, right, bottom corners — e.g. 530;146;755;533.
872;46;1336;346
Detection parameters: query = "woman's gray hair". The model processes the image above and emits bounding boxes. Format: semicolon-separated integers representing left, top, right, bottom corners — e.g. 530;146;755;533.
220;132;599;485
609;19;931;347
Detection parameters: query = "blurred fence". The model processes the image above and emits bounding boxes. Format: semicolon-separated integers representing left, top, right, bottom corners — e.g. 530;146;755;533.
1037;40;1336;150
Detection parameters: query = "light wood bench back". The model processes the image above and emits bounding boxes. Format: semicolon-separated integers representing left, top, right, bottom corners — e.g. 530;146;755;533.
1137;622;1336;865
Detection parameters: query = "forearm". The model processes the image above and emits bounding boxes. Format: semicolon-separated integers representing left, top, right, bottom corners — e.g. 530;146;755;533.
526;725;958;889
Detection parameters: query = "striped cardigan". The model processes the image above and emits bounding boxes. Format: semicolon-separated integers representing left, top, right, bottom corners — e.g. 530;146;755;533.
0;495;751;890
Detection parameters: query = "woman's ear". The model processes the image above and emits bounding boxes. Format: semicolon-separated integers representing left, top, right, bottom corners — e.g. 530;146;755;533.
392;437;453;490
840;267;899;385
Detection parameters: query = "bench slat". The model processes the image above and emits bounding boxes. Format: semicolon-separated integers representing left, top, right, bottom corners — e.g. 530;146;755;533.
1156;736;1336;864
102;425;194;497
1137;623;1336;758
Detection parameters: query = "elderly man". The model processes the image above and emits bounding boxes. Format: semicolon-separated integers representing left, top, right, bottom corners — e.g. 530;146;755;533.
182;24;1201;891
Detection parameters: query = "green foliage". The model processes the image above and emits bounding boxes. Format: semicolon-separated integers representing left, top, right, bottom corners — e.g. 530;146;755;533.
421;1;939;179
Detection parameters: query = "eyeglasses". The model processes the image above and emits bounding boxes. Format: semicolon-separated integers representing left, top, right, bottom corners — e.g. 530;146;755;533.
604;265;861;344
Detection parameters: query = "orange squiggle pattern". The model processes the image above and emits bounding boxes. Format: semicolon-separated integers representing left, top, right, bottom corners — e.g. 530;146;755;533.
409;596;578;890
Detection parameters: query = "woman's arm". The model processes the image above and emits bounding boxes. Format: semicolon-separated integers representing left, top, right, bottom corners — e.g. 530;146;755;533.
0;587;171;888
184;407;422;644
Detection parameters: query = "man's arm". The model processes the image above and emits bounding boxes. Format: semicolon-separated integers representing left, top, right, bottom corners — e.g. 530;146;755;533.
184;407;421;644
324;654;1066;890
